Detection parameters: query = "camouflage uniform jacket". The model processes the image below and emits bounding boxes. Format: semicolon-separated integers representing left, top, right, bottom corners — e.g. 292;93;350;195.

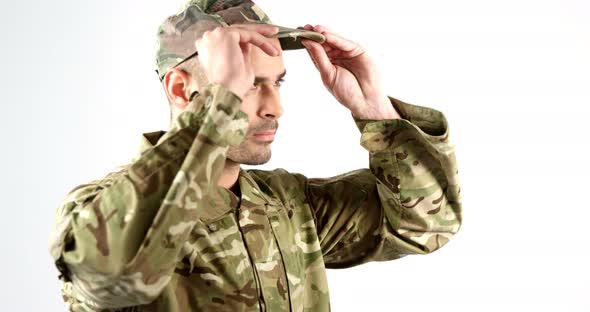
49;83;462;311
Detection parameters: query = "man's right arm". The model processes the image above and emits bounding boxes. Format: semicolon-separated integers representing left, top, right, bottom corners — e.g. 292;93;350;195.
48;83;248;310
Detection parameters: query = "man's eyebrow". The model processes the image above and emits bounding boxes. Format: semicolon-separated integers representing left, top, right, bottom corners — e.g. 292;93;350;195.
254;70;287;83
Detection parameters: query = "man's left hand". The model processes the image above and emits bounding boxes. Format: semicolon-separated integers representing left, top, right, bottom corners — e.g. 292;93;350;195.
298;24;400;120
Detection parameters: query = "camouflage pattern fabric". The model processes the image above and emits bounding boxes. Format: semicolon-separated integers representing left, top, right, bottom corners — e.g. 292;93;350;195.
48;83;462;311
155;0;326;80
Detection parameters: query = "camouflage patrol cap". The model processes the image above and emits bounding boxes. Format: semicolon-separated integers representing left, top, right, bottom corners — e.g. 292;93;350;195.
155;0;326;81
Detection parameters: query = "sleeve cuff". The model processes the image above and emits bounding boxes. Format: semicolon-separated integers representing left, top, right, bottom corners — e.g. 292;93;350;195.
168;83;244;133
353;96;451;153
158;83;247;147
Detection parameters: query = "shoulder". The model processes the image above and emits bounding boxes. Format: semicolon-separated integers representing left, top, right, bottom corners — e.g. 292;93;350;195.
245;168;308;204
246;167;305;183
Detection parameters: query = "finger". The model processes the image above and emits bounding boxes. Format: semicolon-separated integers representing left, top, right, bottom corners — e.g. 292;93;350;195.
239;41;252;57
227;28;279;56
301;38;335;81
313;24;346;53
239;41;254;78
302;42;319;70
297;24;334;53
326;49;344;59
324;32;360;54
230;23;279;36
311;25;358;53
230;23;280;55
313;24;338;36
319;41;335;53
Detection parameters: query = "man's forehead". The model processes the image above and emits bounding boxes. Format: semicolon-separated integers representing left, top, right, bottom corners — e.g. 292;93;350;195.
252;38;286;80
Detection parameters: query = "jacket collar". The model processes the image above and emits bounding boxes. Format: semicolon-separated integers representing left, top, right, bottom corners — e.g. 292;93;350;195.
137;130;166;156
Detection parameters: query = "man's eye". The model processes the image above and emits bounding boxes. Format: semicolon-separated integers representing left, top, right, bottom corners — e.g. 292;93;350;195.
250;80;284;90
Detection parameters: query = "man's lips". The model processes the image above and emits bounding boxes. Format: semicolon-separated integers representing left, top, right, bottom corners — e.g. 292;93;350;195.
252;130;276;141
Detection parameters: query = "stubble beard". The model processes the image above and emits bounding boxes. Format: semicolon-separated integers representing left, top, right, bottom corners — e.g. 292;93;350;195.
226;139;272;165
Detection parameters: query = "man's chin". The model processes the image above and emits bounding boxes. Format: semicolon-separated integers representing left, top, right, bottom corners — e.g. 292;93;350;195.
241;158;271;166
226;146;272;165
232;156;271;166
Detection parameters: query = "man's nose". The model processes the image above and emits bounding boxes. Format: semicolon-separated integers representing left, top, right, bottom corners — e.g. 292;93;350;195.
257;84;283;120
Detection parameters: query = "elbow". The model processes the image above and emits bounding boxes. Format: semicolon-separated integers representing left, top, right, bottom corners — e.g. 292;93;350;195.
417;208;462;254
400;201;462;255
65;265;171;309
55;236;170;309
414;228;459;254
51;176;172;308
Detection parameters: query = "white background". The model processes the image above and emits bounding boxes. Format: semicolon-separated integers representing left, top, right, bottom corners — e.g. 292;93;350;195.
1;0;589;311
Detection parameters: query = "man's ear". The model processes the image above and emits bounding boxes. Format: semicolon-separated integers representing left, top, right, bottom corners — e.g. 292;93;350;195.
163;68;194;111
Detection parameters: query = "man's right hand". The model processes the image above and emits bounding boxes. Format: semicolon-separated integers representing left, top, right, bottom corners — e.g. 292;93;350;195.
195;23;280;99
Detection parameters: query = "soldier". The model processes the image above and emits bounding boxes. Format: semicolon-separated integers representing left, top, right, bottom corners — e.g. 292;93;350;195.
48;0;462;311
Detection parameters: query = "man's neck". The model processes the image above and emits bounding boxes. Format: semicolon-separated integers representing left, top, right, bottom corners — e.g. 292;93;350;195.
218;159;241;196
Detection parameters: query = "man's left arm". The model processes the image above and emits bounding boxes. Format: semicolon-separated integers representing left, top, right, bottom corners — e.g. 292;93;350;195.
297;24;462;267
301;95;462;268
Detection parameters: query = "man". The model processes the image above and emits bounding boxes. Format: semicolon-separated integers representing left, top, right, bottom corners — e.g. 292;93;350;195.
49;1;462;311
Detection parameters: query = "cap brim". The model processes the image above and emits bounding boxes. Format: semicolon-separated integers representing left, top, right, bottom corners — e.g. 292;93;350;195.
266;24;326;50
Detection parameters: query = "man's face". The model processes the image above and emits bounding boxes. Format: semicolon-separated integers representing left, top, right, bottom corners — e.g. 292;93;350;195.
226;38;286;165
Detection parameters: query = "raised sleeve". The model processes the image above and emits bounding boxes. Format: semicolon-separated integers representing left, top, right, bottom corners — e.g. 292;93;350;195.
304;96;462;268
48;83;248;310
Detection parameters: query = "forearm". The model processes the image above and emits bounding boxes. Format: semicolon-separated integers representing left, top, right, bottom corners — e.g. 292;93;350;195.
49;83;247;308
351;96;402;120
